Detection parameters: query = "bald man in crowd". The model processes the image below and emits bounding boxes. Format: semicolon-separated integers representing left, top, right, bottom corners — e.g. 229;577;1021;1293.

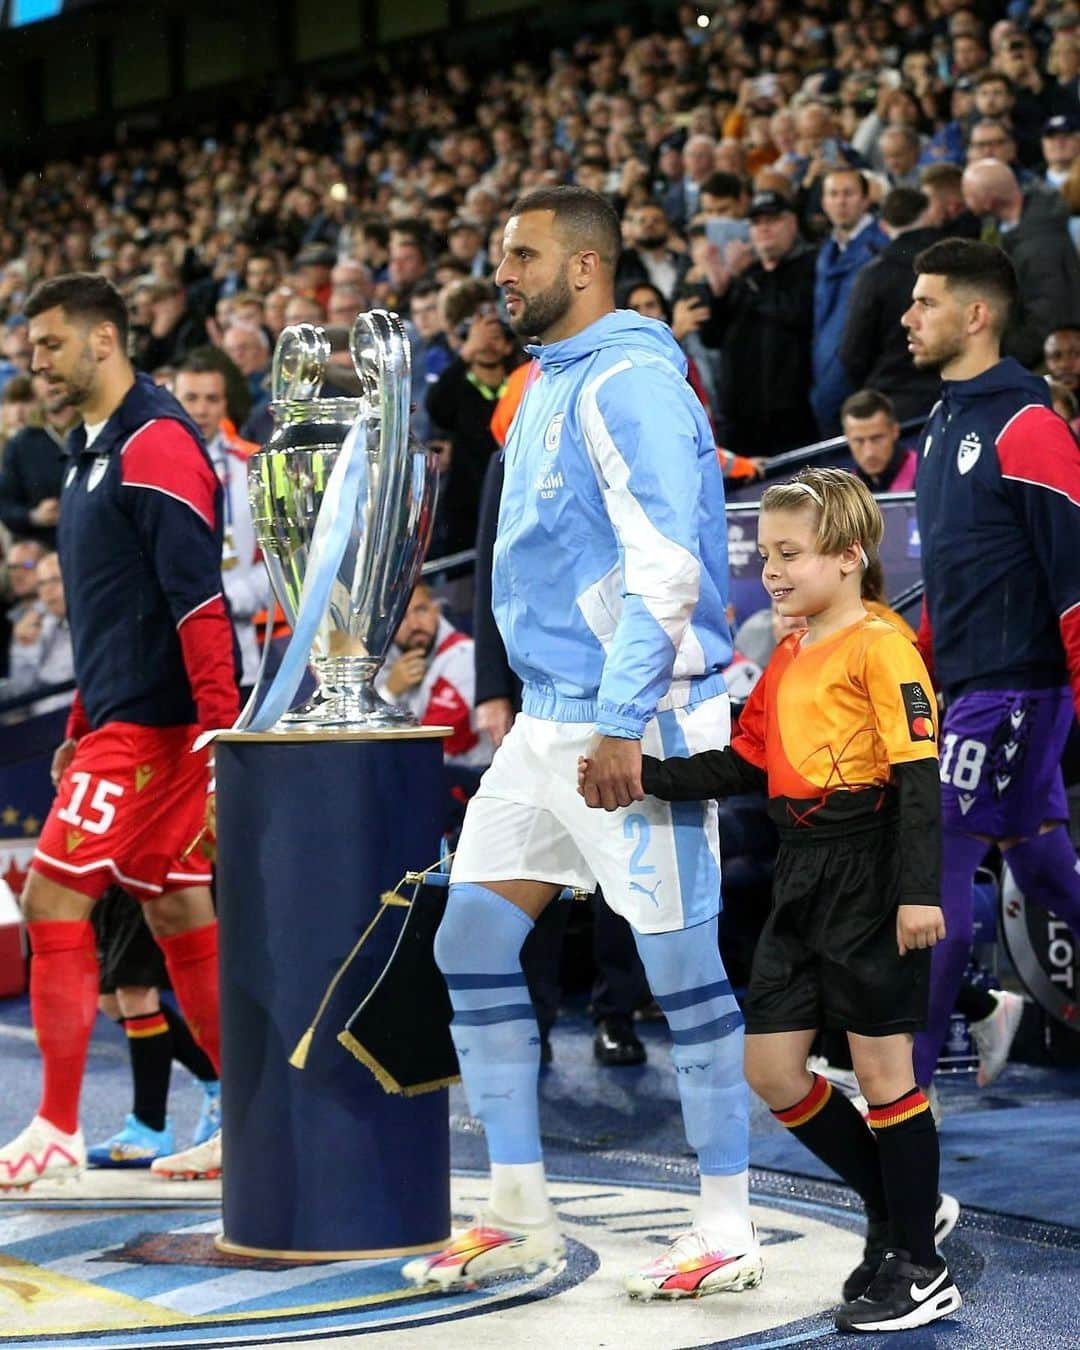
962;159;1080;367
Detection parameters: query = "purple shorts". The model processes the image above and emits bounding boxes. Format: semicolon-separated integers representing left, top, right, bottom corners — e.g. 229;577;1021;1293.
940;687;1072;838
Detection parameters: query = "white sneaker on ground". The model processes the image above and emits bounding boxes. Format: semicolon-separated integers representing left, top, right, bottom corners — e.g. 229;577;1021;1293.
935;1192;960;1247
150;1128;221;1180
970;989;1025;1087
624;1226;764;1300
401;1213;564;1290
0;1116;85;1190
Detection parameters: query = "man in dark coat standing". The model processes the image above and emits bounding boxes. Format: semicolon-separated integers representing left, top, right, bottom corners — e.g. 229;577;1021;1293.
841;188;944;425
699;191;818;456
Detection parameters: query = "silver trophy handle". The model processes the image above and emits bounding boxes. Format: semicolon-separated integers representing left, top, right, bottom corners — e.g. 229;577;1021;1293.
271;323;331;403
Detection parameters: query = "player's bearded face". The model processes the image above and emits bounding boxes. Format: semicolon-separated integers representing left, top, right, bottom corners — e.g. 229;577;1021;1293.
904;275;968;371
42;335;98;413
506;267;574;339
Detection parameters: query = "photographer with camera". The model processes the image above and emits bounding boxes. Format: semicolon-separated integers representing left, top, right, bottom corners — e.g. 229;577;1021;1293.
426;280;524;555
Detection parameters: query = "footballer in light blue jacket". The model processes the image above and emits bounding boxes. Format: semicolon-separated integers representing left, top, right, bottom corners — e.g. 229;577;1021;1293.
494;307;733;740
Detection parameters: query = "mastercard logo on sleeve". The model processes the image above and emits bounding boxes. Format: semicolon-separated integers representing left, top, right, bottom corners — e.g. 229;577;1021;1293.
900;682;936;742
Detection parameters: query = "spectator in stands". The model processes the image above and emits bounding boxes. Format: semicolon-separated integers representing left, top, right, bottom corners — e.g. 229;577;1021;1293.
994;30;1069;166
327;284;368;330
427;286;519;555
840;390;918;493
662;134;716;230
811;168;888;437
173;351;270;694
447;217;490;278
0;374;78;550
919;161;980;236
700;189;817;457
841;187;944;424
962;158;1080;368
377;582;491;769
222;321;271;411
1044;324;1080;394
965;118;1032;182
243;252;280;300
134;279;208;373
3;538;45;626
789;101;866;234
879;127;924;190
409;281;453;390
615;200;691;303
0;317;32;396
1041;113;1080;190
0;374;37;457
383;231;431;311
5;551;74;714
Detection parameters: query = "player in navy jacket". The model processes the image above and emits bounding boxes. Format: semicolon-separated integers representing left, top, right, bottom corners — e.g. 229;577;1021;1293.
902;239;1080;1092
0;274;239;1191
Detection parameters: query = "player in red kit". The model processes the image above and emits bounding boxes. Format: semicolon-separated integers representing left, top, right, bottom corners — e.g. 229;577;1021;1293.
0;274;239;1189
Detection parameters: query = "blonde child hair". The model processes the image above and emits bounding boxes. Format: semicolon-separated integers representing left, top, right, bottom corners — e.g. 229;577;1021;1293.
759;466;884;564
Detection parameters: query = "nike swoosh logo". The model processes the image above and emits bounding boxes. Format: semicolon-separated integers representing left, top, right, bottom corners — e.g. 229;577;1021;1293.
910;1269;950;1303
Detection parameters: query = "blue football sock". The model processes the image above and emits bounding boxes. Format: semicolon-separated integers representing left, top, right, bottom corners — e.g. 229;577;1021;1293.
633;918;748;1176
434;883;542;1166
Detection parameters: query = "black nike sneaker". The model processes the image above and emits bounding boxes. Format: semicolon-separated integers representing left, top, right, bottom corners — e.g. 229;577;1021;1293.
843;1193;959;1303
835;1250;961;1333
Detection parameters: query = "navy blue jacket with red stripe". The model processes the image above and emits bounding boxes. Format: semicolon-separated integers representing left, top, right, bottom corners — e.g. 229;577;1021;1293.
916;357;1080;718
58;373;239;735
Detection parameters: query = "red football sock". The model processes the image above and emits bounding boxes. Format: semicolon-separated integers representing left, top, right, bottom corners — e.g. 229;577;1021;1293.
158;922;221;1077
28;920;99;1135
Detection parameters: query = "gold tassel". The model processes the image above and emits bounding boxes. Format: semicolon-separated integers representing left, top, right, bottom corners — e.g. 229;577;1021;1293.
288;1028;313;1070
287;854;454;1070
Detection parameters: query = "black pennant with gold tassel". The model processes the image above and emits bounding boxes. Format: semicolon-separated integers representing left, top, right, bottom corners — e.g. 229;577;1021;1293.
288;860;460;1096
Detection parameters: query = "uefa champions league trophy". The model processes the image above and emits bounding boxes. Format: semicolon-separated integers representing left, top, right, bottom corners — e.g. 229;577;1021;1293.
247;312;438;729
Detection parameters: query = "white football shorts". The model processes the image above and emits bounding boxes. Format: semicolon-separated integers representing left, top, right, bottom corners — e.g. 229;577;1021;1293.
450;695;729;934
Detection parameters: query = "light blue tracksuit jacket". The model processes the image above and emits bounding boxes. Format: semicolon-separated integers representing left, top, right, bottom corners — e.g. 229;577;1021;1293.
493;309;732;740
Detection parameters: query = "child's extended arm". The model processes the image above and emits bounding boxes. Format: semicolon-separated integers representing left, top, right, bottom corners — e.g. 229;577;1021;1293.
640;747;767;801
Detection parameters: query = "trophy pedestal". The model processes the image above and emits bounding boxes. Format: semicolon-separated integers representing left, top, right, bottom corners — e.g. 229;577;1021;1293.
214;729;451;1259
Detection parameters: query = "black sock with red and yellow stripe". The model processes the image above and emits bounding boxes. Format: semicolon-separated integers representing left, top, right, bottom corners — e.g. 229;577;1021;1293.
771;1074;888;1220
867;1088;939;1267
124;1011;172;1132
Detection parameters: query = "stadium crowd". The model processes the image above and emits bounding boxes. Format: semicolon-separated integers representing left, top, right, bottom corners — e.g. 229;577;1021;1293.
2;1;1080;561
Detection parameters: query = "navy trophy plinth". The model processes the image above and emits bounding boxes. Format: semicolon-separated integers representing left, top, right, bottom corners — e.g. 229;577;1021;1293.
213;728;450;1260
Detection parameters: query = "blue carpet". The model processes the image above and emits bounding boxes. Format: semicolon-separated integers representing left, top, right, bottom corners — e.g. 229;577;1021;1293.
3;996;1080;1347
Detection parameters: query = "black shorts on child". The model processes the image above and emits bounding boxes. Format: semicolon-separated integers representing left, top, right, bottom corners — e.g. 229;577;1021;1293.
743;812;930;1038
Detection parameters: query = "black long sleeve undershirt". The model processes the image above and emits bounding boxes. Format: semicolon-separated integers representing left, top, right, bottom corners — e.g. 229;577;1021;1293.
891;757;942;909
641;747;767;801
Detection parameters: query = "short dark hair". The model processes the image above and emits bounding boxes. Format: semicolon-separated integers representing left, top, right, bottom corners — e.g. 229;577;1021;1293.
913;237;1019;332
24;272;129;346
880;187;928;229
508;185;622;270
700;171;745;201
842;388;897;423
975;70;1014;94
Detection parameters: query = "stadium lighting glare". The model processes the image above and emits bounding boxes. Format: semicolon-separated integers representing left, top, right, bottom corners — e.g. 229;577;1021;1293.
697;13;710;28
